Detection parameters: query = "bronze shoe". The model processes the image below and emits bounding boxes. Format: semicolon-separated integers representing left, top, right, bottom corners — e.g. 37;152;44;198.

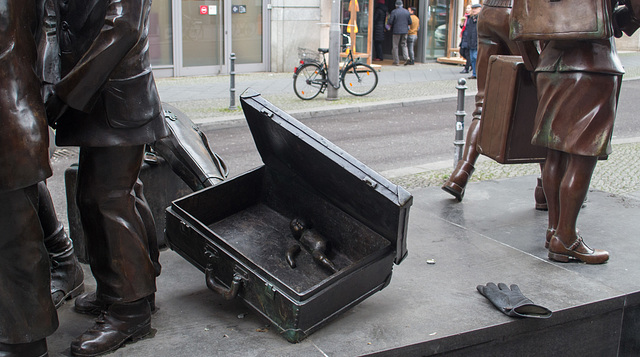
535;177;548;211
70;299;152;357
75;292;156;316
0;339;48;357
548;235;609;264
442;161;475;201
544;228;555;249
44;226;85;308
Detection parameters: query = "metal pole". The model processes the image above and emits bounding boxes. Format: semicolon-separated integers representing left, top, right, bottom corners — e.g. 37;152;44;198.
327;0;341;100
453;78;467;166
229;53;237;110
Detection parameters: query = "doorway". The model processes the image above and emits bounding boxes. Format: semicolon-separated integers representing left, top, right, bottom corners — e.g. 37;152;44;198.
174;0;269;76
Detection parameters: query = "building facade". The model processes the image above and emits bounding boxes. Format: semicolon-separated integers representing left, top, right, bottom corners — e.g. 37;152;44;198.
148;0;532;77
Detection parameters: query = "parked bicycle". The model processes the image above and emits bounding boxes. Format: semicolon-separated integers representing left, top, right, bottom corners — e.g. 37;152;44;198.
293;35;378;100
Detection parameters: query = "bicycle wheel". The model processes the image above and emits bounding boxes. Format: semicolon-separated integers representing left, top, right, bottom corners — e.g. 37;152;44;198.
342;63;378;96
293;63;325;100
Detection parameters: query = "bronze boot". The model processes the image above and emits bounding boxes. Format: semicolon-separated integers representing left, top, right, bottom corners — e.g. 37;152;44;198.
442;161;475;201
70;298;152;357
75;292;157;316
0;339;48;357
44;225;84;308
535;177;548;211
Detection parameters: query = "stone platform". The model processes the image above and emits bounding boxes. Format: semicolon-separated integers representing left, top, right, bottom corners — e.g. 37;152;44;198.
47;175;640;356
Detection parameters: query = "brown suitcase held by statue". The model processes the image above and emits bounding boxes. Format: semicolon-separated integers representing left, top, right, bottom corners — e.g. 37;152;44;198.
477;55;547;164
165;90;412;343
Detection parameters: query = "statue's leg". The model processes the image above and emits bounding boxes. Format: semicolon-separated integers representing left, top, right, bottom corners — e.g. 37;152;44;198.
75;145;156;304
535;163;548;211
442;24;504;201
37;181;85;308
71;145;156;356
134;179;161;278
0;185;57;350
547;154;609;264
555;154;597;243
541;149;563;247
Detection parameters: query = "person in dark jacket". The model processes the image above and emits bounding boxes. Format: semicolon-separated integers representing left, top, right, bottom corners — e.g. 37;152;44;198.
0;1;59;356
373;0;388;61
458;4;472;73
44;0;169;354
462;4;481;78
388;0;412;65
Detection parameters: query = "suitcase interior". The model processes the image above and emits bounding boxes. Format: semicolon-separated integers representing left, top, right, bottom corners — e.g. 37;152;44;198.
168;164;392;299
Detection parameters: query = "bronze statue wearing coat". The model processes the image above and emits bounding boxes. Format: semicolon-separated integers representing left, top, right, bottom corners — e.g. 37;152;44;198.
441;0;546;208
0;0;58;355
525;0;638;264
45;0;168;355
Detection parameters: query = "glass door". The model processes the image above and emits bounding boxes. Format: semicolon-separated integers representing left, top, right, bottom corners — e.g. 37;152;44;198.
176;0;268;75
231;0;266;72
178;0;225;76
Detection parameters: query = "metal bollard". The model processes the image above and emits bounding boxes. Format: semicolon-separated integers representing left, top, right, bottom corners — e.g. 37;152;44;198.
453;78;467;166
229;53;237;110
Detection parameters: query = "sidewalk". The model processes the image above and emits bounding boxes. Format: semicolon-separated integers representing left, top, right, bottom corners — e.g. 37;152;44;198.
153;52;640;198
156;52;640;124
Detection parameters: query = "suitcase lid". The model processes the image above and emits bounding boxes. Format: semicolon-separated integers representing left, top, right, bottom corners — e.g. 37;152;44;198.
240;89;412;264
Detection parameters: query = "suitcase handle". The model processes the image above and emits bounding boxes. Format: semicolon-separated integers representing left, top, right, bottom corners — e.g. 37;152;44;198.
205;264;243;300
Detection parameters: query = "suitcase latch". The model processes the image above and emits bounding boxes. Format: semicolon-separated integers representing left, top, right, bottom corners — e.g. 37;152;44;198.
265;282;276;300
204;245;219;261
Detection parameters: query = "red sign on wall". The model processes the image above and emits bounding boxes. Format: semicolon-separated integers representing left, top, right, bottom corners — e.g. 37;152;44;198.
200;5;208;14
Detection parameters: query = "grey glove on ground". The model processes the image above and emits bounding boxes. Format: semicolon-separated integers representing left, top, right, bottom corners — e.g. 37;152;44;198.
477;282;552;318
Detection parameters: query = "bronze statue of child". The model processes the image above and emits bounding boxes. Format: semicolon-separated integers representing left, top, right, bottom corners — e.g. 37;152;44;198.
287;218;338;274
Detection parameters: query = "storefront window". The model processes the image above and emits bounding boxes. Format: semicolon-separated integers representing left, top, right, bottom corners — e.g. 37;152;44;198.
342;0;372;61
426;0;448;58
149;0;174;67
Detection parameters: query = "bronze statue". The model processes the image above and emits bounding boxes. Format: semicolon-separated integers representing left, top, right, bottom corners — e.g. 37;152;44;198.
288;218;338;274
441;0;547;209
514;0;639;263
0;1;58;355
44;0;169;354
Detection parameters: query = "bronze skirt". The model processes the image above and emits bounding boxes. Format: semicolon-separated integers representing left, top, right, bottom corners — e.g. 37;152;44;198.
532;71;621;157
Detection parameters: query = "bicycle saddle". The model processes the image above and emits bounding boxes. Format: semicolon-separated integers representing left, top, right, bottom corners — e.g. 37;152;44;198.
318;48;329;53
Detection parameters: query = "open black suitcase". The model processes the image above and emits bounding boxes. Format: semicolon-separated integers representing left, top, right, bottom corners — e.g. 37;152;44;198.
165;90;412;343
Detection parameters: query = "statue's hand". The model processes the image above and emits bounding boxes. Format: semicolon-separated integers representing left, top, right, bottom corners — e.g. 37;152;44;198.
614;4;640;37
45;89;68;128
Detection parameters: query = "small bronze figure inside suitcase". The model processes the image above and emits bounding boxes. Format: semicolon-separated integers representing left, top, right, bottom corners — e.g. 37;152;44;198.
477;55;547;164
165;89;412;343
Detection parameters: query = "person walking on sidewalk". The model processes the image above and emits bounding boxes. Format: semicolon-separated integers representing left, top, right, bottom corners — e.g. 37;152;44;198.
388;0;412;66
459;4;472;73
406;7;419;65
462;4;481;78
